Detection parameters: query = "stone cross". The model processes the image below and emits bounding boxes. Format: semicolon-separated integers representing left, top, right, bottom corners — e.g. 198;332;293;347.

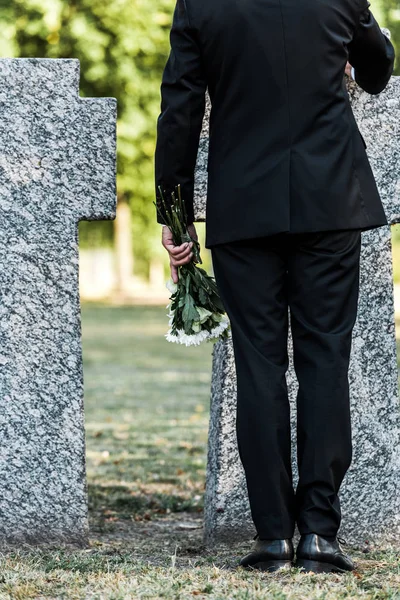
0;59;116;546
194;77;400;548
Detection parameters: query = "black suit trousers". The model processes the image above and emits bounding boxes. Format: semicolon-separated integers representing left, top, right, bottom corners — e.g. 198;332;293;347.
210;229;362;539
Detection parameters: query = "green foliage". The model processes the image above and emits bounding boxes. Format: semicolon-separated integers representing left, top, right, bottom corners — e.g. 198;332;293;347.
378;0;400;74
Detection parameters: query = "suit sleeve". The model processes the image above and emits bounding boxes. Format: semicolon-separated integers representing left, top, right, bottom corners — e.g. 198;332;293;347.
154;0;207;225
348;1;395;95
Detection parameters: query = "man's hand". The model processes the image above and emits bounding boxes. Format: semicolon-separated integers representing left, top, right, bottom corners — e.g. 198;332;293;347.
345;61;352;78
162;223;198;283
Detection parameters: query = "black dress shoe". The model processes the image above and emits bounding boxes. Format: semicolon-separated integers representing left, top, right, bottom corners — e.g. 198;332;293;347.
239;536;294;572
295;533;355;573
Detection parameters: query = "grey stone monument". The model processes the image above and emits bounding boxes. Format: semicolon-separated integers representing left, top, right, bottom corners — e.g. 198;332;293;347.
194;77;400;548
0;59;116;546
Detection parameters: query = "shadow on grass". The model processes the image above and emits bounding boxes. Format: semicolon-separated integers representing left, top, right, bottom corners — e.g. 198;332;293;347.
88;483;203;527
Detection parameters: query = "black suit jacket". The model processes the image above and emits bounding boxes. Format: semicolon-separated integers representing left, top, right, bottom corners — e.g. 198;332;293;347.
155;0;395;249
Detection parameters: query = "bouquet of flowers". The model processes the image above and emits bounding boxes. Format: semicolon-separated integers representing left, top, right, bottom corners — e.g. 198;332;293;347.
154;185;230;346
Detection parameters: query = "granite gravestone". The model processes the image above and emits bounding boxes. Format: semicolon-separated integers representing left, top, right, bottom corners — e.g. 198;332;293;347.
0;59;116;546
193;78;400;548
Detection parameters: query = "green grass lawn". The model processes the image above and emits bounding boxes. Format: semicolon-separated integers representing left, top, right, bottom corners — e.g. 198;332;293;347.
83;305;212;528
0;305;399;599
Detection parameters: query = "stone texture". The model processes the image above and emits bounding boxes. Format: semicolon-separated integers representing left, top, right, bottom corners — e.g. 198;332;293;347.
0;59;116;546
195;78;400;548
193;98;210;220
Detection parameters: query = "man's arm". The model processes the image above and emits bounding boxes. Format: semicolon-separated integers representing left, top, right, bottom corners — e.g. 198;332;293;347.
155;0;206;225
348;0;395;95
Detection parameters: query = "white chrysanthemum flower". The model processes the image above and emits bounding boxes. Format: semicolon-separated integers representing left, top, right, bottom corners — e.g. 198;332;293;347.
165;315;230;346
209;317;230;338
166;278;178;294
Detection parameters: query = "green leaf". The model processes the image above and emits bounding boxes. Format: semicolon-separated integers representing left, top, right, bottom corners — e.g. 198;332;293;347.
182;293;200;325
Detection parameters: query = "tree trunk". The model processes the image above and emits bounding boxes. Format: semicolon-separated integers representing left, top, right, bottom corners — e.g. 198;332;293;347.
114;196;133;295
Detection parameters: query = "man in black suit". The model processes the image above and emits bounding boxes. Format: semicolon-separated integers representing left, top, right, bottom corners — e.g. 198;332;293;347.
154;0;395;574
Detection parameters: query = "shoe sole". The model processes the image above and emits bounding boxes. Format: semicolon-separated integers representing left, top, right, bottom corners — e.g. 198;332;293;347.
242;560;293;572
295;559;351;574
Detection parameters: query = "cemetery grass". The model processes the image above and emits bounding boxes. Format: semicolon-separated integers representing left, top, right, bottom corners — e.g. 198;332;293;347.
0;307;399;600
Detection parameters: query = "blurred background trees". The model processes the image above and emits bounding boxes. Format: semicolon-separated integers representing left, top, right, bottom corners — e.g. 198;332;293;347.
0;0;398;296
